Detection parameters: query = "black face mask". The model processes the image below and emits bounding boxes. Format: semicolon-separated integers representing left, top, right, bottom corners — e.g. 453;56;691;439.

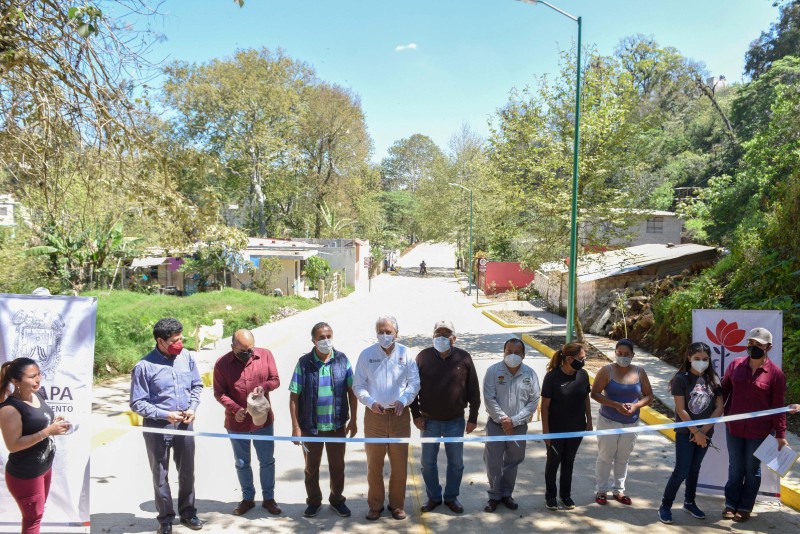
234;349;253;363
747;346;766;360
570;358;585;371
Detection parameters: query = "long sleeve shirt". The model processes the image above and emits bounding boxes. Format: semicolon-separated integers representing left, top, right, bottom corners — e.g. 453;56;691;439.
410;346;482;424
483;361;540;427
130;347;203;420
353;342;420;409
722;355;786;439
213;348;280;432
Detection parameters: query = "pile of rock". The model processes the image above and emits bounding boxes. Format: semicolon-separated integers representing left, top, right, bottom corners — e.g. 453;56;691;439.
270;306;300;323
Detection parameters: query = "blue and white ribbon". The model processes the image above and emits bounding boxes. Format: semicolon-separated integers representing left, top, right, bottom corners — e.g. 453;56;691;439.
103;407;792;444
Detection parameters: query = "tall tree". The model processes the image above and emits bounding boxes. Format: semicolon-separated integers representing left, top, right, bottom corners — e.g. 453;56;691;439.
744;0;800;79
380;134;445;192
162;48;313;236
295;83;372;237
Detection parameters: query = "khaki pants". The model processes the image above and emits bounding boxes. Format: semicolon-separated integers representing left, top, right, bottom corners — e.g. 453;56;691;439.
364;408;411;511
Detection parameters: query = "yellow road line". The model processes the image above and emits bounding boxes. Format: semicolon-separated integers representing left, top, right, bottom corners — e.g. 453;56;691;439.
408;444;430;534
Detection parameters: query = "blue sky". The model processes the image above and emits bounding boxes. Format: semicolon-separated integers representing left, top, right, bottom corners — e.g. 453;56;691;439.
138;0;779;162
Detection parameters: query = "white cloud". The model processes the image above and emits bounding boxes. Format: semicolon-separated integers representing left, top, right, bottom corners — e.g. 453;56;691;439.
395;43;418;52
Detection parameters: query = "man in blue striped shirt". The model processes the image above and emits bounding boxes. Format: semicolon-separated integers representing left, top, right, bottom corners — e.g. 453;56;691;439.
289;322;357;519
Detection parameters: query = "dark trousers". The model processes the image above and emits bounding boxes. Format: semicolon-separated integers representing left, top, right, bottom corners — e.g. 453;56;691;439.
143;420;196;524
662;432;709;508
545;436;583;500
5;469;52;534
303;426;347;506
725;430;763;513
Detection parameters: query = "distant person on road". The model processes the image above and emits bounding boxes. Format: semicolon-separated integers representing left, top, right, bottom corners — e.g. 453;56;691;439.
541;342;591;512
591;338;653;507
288;322;358;519
353;316;421;521
482;338;539;513
721;327;786;524
410;320;481;515
130;318;203;534
658;342;723;524
0;357;72;534
419;261;427;275
213;329;282;517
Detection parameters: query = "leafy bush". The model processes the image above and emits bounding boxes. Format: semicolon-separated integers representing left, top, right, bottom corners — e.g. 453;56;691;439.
251;257;282;295
303;255;330;290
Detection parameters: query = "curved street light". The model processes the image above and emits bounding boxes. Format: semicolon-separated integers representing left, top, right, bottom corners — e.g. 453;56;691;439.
517;0;582;342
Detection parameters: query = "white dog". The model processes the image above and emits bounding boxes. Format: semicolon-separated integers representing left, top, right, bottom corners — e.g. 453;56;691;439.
192;319;224;350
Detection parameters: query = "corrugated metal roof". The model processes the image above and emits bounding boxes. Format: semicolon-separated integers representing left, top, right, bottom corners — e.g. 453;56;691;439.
539;243;717;282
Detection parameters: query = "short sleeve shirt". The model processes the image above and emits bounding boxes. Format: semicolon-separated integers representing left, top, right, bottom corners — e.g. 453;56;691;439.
289;352;353;431
671;371;722;435
541;367;590;433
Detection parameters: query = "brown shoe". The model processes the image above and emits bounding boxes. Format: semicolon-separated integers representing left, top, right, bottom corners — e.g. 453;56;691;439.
445;498;464;514
420;499;442;512
366;507;383;521
484;499;500;513
722;507;736;520
391;508;407;520
233;499;255;515
733;511;751;523
262;499;281;515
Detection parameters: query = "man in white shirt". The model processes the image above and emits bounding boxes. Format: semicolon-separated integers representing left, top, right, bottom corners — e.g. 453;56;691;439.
353;316;421;522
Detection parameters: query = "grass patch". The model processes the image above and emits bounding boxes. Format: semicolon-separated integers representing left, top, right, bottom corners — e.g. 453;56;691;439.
86;288;318;380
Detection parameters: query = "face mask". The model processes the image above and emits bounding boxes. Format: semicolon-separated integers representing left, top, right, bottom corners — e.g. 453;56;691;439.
377;334;395;349
235;349;253;363
691;360;709;373
747;346;765;360
316;339;333;354
166;341;183;356
570;358;585;371
616;356;632;367
433;336;451;353
504;353;523;368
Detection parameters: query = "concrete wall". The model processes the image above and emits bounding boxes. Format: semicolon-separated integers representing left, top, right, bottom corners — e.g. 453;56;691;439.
304;238;370;290
480;262;535;295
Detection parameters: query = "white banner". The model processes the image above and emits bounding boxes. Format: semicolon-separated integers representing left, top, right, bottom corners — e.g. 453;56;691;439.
692;309;783;501
0;294;95;533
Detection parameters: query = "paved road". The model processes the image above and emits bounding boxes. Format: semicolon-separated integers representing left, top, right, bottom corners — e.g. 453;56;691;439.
91;243;800;533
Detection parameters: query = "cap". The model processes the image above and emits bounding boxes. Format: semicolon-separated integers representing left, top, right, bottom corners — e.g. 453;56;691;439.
747;327;773;345
433;320;455;335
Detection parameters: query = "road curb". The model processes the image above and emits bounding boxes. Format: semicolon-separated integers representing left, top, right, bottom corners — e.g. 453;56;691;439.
482;309;530;327
519;332;800;512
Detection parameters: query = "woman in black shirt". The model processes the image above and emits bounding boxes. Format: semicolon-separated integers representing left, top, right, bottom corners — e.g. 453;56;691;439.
540;343;593;511
657;342;723;525
0;357;71;534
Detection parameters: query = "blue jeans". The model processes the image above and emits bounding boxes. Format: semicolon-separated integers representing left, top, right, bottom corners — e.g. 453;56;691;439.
228;425;275;501
724;430;762;513
420;417;465;502
661;432;709;508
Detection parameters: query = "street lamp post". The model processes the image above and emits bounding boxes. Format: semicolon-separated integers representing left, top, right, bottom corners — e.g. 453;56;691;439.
448;183;473;296
518;0;581;342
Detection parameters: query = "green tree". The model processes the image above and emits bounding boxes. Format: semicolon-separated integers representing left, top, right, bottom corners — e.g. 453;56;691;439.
179;225;249;292
163;48;314;236
303;255;330;290
744;0;800;79
381;134;445;192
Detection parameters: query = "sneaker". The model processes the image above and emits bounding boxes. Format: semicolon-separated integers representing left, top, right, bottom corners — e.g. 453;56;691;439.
303;504;322;517
561;497;576;510
329;502;351;518
658;505;673;524
683;502;705;519
545;498;558;511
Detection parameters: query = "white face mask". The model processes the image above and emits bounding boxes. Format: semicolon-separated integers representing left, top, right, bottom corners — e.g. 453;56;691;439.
616;356;633;367
504;353;523;368
691;360;709;373
377;333;395;349
316;338;333;354
433;336;451;353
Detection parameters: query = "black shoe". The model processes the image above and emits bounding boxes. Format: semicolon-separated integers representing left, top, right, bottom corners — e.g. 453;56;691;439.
546;498;558;511
157;524;172;534
420;499;442;513
329;502;351;517
179;516;203;531
501;496;518;510
561;497;576;510
484;499;500;513
304;504;322;517
445;498;464;514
